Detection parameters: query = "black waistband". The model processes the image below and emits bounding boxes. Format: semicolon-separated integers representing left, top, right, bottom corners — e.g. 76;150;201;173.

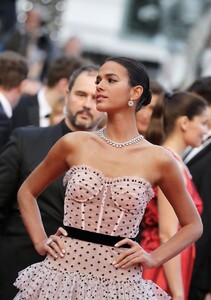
63;226;137;248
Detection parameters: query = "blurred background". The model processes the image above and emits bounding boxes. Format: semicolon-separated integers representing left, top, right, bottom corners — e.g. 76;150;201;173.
1;0;211;90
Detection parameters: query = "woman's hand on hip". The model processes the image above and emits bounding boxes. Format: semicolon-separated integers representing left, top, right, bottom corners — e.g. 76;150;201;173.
112;238;155;269
35;227;68;258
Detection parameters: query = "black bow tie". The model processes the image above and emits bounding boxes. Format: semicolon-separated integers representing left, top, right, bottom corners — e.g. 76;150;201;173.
44;114;50;118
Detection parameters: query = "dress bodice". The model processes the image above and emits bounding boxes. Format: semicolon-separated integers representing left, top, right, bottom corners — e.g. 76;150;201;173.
14;165;171;300
63;164;154;238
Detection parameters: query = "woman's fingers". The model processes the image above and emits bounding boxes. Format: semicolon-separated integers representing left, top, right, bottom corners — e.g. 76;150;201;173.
114;238;133;248
113;238;145;268
113;251;141;268
46;240;60;259
45;227;68;259
55;226;68;237
46;236;64;258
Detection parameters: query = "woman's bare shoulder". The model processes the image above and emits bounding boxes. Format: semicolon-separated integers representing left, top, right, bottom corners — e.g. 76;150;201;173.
61;131;97;144
143;141;176;167
144;140;172;156
140;142;180;187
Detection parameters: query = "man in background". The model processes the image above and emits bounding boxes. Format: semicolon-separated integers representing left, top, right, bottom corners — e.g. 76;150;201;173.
0;64;104;299
0;50;28;151
12;55;86;128
184;77;211;300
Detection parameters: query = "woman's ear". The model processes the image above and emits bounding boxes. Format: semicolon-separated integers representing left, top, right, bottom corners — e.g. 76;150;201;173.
178;116;189;131
130;85;143;101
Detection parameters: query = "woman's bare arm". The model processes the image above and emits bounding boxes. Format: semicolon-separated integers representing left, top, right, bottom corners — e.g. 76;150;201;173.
146;149;202;266
17;135;71;257
113;148;202;271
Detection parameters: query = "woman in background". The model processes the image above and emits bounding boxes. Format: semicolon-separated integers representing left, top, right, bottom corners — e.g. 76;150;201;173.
136;80;165;136
141;91;208;300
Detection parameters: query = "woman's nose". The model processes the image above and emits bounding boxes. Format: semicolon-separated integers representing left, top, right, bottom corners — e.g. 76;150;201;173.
96;81;104;91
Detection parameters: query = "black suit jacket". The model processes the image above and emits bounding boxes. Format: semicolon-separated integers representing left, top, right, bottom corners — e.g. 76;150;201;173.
186;141;211;294
0;121;70;299
0;102;12;152
12;94;40;129
0;0;16;39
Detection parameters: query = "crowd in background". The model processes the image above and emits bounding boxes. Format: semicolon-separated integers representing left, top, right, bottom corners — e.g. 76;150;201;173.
0;2;211;300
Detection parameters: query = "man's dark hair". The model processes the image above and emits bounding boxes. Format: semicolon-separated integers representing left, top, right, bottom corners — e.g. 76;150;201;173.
0;51;28;90
46;55;88;88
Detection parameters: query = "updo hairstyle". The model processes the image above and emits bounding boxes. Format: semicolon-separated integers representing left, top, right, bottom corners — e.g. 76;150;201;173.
106;57;152;111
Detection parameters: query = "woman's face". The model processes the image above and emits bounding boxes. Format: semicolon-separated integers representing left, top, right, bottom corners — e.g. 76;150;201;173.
208;105;211;129
95;61;132;112
135;93;159;135
184;108;209;147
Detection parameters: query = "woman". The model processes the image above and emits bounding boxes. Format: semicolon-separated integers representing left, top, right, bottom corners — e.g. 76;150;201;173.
14;57;202;299
136;79;165;136
141;92;208;299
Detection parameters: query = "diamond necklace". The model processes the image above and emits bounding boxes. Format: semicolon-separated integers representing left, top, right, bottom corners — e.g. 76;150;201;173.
98;127;143;148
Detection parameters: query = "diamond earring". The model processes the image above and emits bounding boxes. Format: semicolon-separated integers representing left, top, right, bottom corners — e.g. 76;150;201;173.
128;100;134;107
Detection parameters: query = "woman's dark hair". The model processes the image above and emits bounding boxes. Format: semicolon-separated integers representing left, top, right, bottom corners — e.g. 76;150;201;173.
187;76;211;105
106;57;152;111
146;91;208;145
150;79;165;95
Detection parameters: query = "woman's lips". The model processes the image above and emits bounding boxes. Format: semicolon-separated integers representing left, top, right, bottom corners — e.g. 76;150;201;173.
96;94;107;102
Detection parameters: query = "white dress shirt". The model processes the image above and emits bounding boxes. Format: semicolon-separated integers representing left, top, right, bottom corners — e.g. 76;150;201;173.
183;131;211;164
37;88;52;127
0;92;12;118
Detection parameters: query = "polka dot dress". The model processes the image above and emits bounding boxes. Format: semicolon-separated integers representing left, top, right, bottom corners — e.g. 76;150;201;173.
14;165;170;299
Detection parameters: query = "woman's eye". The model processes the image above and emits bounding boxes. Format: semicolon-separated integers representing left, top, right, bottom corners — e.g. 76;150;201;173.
95;79;100;85
108;78;116;83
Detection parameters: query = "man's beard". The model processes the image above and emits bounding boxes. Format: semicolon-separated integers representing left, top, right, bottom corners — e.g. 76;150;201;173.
66;109;95;130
